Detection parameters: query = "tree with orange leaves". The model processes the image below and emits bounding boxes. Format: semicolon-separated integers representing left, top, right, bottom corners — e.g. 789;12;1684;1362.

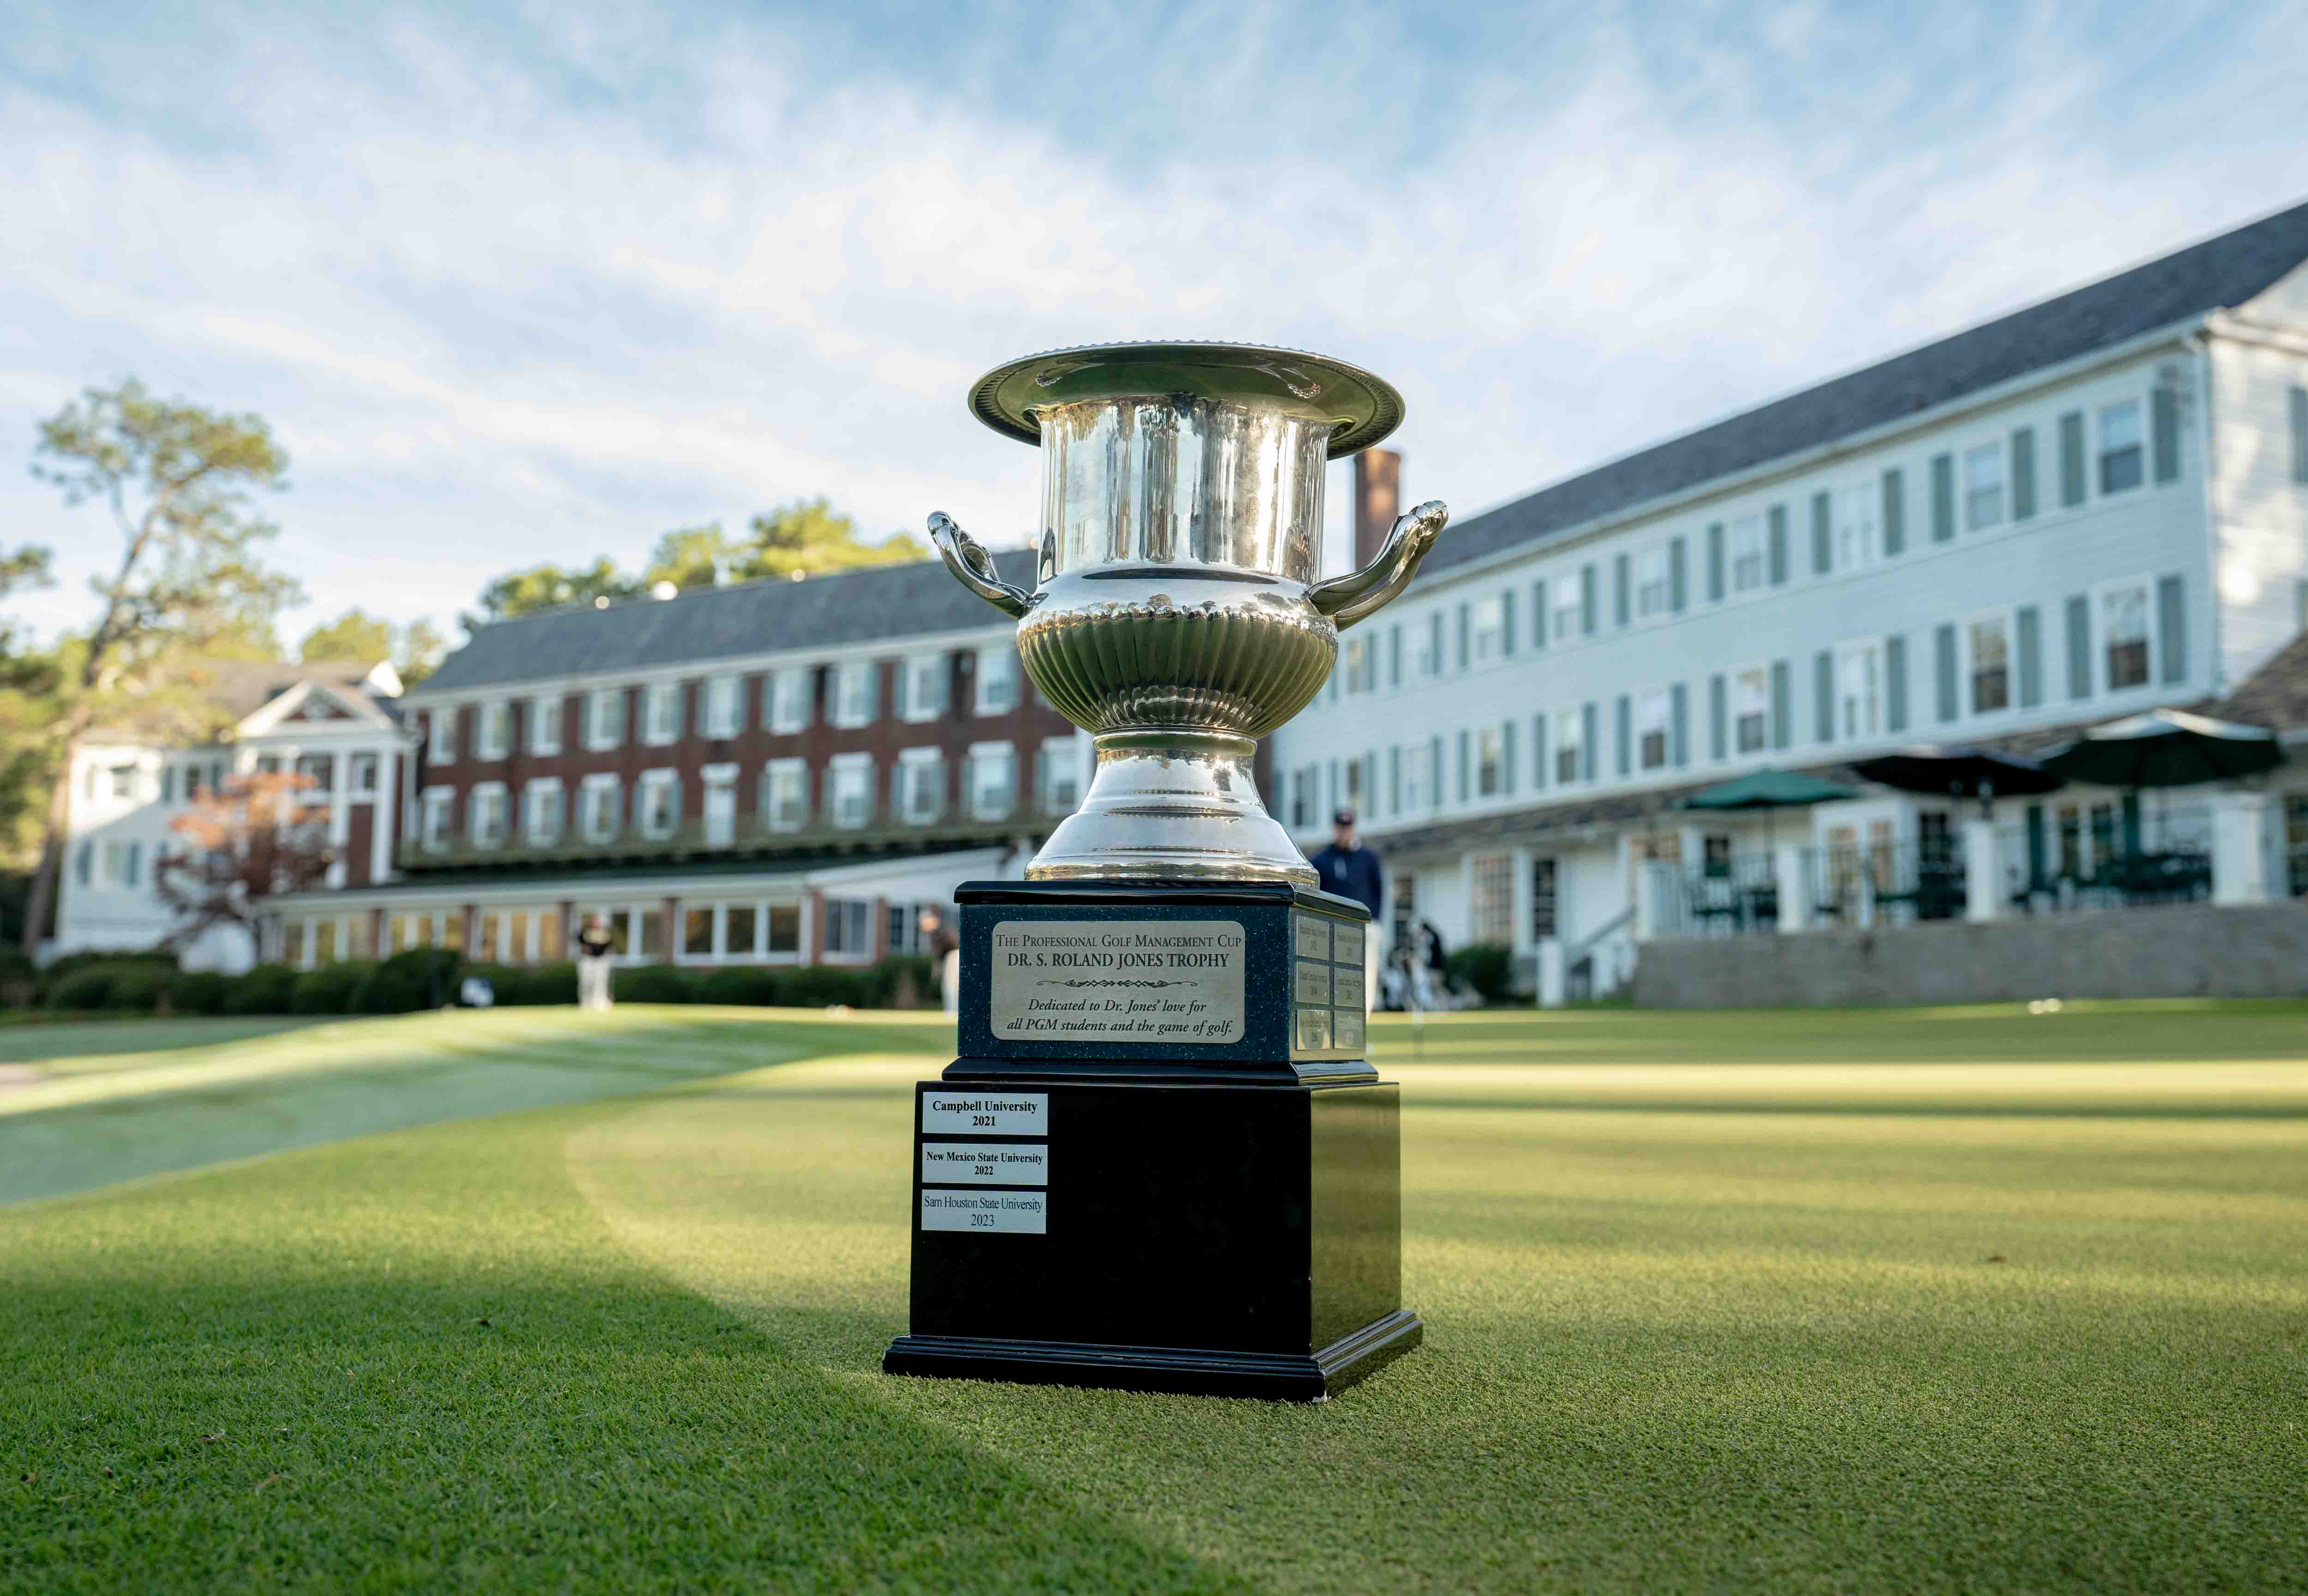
154;770;334;955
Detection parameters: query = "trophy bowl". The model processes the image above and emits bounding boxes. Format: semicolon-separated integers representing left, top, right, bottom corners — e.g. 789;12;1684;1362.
930;342;1448;887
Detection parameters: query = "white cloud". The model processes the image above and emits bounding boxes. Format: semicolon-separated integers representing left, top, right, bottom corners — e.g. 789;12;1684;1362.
0;0;2303;649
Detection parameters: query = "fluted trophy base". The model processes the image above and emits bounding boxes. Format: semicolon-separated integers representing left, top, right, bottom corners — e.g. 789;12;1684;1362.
1026;732;1318;888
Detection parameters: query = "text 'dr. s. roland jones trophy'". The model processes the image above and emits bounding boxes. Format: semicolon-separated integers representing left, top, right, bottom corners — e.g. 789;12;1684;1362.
881;343;1446;1400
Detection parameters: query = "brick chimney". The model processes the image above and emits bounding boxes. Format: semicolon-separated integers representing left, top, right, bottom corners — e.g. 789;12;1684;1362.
1353;448;1401;570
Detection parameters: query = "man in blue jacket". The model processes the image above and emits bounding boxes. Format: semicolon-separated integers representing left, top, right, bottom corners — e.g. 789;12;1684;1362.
1308;808;1383;1013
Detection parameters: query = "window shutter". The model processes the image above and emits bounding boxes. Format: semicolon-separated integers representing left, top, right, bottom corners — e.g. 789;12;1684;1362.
1810;492;1832;575
1669;537;1688;612
1456;602;1471;669
2157;575;2187;685
1429;735;1443;808
1502;720;1518;794
1500;589;1517;656
1613;554;1631;628
2011;428;2037;520
1614;695;1632;777
1581;703;1597;781
1934;624;1958;722
2025;804;2048;891
1670;683;1689;768
2290;386;2308;483
1455;731;1469;801
2059;412;2086;506
1767;505;1789;584
1532;581;1547;648
1708;673;1727;761
2016;605;2042;708
1532;714;1547;790
1769;661;1791;750
1706;522;1726;601
1580;565;1597;635
1389;624;1402;686
1429;612;1443;672
1885;635;1908;733
1930;453;1954;542
1881;468;1905;556
1814;650;1834;742
2152;387;2180;484
2065;594;2092;699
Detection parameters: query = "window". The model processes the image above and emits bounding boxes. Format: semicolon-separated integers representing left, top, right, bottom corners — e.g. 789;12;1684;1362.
1837;642;1881;740
969;743;1016;821
833;662;877;727
702;766;737;846
642;683;682;746
1553;707;1583;784
898;654;948;722
1470;854;1512;944
1730;515;1764;593
1476;726;1504;796
579;776;621;842
349;753;379;794
255;754;282;775
1963;443;2004;531
1342;635;1376;693
1472;596;1505;660
1416;612;1443;678
975;647;1018;715
2098;400;2143;494
764;759;809;831
637;771;680;838
470;786;507;848
701;676;741;739
427;709;456;764
421;788;452;850
764;903;800;955
829;755;873;828
476;702;510;760
524;780;564;845
823;898;872;958
769;668;812;733
295;754;333;792
2103;583;2151;689
723;902;760;957
583;688;625;750
1834;486;1877;571
685;908;715;958
1970;616;2010;713
1732;668;1768;754
1530;858;1558;940
898;750;944;824
1636;689;1670;771
529;695;562;755
1039;737;1082;812
1402;743;1430;811
1635;548;1669;618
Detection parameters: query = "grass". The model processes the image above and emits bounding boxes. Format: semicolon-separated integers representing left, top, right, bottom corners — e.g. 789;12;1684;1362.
4;1003;2306;1592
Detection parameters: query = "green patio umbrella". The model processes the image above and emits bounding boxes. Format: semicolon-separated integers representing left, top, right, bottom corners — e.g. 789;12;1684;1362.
1680;767;1857;847
2038;708;2283;788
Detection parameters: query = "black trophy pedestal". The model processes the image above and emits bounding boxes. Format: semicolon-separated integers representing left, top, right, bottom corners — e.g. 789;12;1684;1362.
881;881;1420;1402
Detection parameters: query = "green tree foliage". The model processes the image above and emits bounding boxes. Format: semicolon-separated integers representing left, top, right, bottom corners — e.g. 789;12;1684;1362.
461;557;640;631
395;617;447;685
734;498;926;582
19;379;301;953
295;609;445;686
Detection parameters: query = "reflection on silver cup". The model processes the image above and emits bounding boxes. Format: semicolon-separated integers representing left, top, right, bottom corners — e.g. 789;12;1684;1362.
931;342;1449;886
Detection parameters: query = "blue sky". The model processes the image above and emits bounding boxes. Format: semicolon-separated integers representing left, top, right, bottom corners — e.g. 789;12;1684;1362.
4;0;2306;647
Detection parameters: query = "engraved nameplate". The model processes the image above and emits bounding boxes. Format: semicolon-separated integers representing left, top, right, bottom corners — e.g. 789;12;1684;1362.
920;1187;1048;1235
920;1141;1050;1187
921;1091;1048;1136
987;920;1246;1045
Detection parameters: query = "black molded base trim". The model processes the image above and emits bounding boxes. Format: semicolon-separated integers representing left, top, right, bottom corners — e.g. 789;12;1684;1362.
882;1310;1422;1403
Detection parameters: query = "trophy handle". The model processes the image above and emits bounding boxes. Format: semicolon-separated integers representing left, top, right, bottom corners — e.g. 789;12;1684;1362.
928;511;1034;619
1308;499;1449;630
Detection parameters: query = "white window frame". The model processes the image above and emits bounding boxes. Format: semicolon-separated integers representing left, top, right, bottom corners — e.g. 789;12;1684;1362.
763;757;810;832
1834;484;1878;573
529;694;562;756
1963;440;2005;532
2095;575;2155;695
975;646;1019;716
1635;687;1671;772
523;778;564;846
833;661;877;729
1038;735;1082;813
584;687;625;752
636;768;681;839
897;746;945;825
469;782;508;848
2098;397;2145;496
1552;708;1584;785
821;897;874;964
1730;515;1765;594
1733;666;1769;755
641;682;682;747
1965;606;2015;718
701;675;742;740
701;762;738;847
427;708;457;764
828;753;874;829
1549;579;1581;646
1472;595;1506;660
579;774;621;843
1475;724;1505;796
475;702;510;762
1835;640;1882;743
1634;547;1669;620
968;740;1016;822
768;668;812;734
898;654;949;723
421;785;453;850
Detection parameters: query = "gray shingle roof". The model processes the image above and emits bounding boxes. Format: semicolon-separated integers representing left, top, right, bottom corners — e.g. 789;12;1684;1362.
419;549;1038;695
1420;197;2308;579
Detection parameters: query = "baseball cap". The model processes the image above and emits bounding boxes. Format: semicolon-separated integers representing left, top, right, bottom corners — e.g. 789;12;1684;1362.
1333;808;1357;826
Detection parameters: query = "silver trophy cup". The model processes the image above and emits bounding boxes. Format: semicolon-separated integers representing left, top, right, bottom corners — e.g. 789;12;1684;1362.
931;342;1448;887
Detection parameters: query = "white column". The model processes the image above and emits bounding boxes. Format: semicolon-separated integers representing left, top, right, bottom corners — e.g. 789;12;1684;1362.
1773;843;1810;934
2211;790;2273;906
1633;859;1676;942
1536;938;1565;1009
1964;817;2004;922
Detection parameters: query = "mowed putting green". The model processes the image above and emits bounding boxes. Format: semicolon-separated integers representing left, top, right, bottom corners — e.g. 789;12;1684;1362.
5;1004;2306;1592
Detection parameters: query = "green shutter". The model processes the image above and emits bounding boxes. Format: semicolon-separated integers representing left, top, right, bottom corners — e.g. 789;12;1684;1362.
1531;581;1547;648
1934;624;1958;723
1581;565;1597;635
2152;387;2180;484
1613;554;1631;628
1531;714;1547;790
1456;602;1470;669
1387;747;1400;812
1388;623;1401;686
1812;650;1833;742
2290;386;2308;483
1671;683;1689;767
1454;731;1468;802
2157;575;2187;685
2016;605;2041;708
2025;804;2047;891
1614;694;1631;776
1669;537;1687;612
1708;673;1727;760
1930;453;1954;542
1767;505;1788;584
1501;589;1517;656
1502;720;1517;794
1885;635;1908;733
2059;411;2086;506
1811;491;1832;575
1580;702;1597;781
2011;428;2037;520
2065;594;2091;699
1881;468;1905;556
1769;661;1791;750
1429;735;1442;808
1706;522;1725;600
